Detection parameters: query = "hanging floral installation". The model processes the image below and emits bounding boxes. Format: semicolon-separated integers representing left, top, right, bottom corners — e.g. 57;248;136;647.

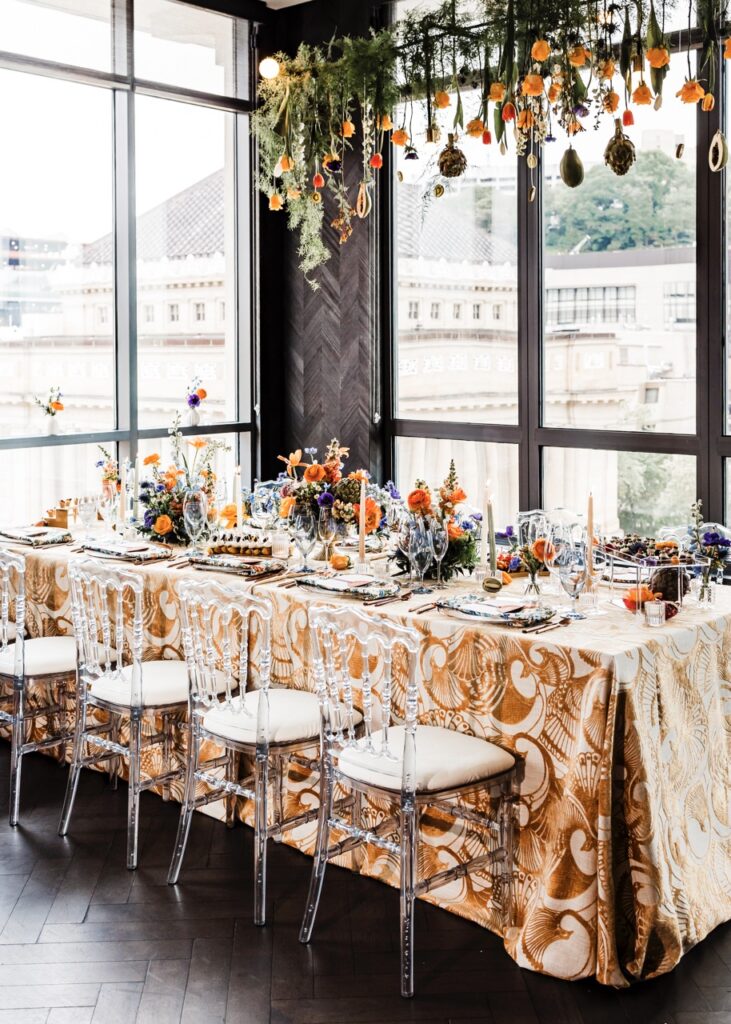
252;0;729;286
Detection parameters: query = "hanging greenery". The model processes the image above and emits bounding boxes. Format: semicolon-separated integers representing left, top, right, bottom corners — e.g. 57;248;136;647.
252;0;730;286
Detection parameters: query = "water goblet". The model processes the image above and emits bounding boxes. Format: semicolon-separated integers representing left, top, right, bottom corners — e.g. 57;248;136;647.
557;544;588;620
78;496;99;542
428;519;449;589
293;510;316;571
318;507;337;561
410;521;433;594
183;488;209;553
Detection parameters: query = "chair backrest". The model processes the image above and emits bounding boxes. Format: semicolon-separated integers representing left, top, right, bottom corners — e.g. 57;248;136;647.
177;578;272;718
0;548;25;677
68;557;144;704
308;602;419;766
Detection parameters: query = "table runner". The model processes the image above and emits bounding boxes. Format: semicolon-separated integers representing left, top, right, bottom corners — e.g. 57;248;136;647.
3;545;730;987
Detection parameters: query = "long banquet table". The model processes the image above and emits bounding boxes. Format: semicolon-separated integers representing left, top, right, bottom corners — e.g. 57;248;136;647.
3;543;731;987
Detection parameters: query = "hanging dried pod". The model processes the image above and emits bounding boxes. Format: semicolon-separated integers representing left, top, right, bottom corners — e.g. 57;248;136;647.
676;142;685;159
355;181;372;219
438;133;468;178
559;146;584;187
604;118;636;176
434;183;445;197
425;122;442;144
709;129;728;172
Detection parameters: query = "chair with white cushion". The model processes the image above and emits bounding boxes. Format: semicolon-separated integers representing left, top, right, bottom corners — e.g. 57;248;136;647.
167;580;328;926
58;558;189;869
0;548;76;825
299;603;523;998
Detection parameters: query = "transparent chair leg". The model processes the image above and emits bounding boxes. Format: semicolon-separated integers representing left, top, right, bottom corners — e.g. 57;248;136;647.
109;714;119;791
399;799;418;999
168;721;199;885
225;749;240;830
253;753;269;926
58;686;88;837
499;783;517;931
162;713;175;802
299;754;333;944
351;789;364;872
8;681;25;827
272;755;284;843
126;714;142;871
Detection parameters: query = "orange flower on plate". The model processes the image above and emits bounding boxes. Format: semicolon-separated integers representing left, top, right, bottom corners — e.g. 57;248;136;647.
531;39;550;62
488;82;506;103
603;90;620;112
568;45;590;67
632;81;653;105
153;515;173;536
407;488;432;514
521;73;544;97
279;496;295;519
647;47;670;69
143;453;159;466
676;79;705;103
391;128;409;147
303;463;326;483
434;90;451;109
51;401;64;411
277;450;303;477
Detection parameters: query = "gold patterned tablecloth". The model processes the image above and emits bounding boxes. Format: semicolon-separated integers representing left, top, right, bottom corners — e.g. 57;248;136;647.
4;545;731;987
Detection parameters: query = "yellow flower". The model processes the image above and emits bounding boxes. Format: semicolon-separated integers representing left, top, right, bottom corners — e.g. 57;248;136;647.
531;39;550;62
646;47;670;69
632;81;653;105
676;78;705;104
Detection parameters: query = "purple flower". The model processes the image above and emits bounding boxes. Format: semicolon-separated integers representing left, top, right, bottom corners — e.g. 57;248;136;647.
95;460;104;468
143;510;155;528
509;555;522;572
385;480;401;500
156;484;166;493
703;531;721;545
573;103;589;117
505;525;514;539
317;491;334;508
187;393;201;408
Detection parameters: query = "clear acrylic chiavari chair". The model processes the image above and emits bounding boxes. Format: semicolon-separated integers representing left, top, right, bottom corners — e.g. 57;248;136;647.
0;548;77;825
58;558;189;869
167;579;331;926
300;603;523;998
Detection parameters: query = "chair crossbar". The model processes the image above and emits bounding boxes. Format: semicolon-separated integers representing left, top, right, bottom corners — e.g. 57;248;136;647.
21;733;73;755
327;815;400;857
194;769;255;801
85;734;129;758
139;769;182;792
425;798;501;832
415;849;505;898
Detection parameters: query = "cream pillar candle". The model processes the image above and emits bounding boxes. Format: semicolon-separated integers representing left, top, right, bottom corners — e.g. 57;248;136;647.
132;455;140;522
587;492;594;575
480;483;490;567
119;459;128;523
358;478;367;564
233;466;241;528
487;498;496;574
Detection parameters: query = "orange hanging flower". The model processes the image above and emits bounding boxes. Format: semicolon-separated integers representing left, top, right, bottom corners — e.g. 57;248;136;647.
501;102;517;122
702;93;716;111
488;82;506;103
521;73;544;97
277;449;303;477
378;114;393;131
623;109;635;126
724;38;731;59
369;153;383;169
517;108;535;130
341;119;356;138
153;515;173;536
143;453;159;466
303;463;326;483
646;47;670;69
268;194;283;211
391;128;409;146
632;81;653;105
482;129;492;144
567;119;584;136
434;90;451;109
568;45;590;67
465;118;485;137
312;172;325;189
531;39;551;62
407;488;432;514
600;58;615;79
279;154;294;172
603;90;620;112
548;82;562;103
676;79;705;104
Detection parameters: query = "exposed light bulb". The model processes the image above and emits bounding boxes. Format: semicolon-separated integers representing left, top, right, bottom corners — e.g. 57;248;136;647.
259;57;280;80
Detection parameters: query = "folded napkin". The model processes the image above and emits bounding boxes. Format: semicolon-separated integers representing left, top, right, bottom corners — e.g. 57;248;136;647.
0;526;72;547
188;552;282;576
82;539;171;562
302;573;375;592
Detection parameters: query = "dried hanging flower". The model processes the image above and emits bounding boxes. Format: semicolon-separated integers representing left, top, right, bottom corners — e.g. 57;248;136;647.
269;194;283;211
378;114;393;131
312;172;325;189
604;118;636;176
369;153;383;169
482;129;492;144
724;39;731;59
702;93;716;111
600;58;615;79
531;39;551;62
647;47;670;68
279;154;294;172
286;187;301;199
517;109;535;130
623;109;635;126
676;79;705;103
391;128;409;146
603;91;620;112
437;133;467;177
521;74;545;97
434;90;451;109
488;82;506;102
548;82;561;103
501;101;516;122
632;82;653;105
568;45;590;67
341;119;356;138
465;118;485;137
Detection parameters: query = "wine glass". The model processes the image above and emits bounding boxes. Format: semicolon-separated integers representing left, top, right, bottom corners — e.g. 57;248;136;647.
318;507;337;561
428;519;449;589
251;486;277;532
410;521;433;593
293;510;316;570
183;488;209;552
398;517;416;585
98;492;118;537
542;522;565;595
557;543;588;620
78;496;99;542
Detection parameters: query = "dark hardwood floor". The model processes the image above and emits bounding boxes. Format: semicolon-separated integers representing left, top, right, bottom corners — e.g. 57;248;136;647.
0;746;729;1023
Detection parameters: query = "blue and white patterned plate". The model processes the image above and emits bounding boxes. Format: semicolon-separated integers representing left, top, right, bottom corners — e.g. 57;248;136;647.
188;553;284;576
437;593;555;627
297;573;399;601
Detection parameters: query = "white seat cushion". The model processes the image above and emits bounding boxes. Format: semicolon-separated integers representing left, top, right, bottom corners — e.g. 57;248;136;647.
203;688;328;745
337;725;515;793
90;659;191;708
0;637;76;678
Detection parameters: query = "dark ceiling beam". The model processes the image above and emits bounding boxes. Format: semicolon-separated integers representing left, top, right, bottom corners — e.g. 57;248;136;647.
176;0;273;24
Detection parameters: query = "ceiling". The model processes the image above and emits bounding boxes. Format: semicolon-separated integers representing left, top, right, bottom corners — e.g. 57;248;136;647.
264;0;314;8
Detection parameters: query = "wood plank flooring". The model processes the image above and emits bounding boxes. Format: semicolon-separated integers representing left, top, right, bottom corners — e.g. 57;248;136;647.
0;745;729;1023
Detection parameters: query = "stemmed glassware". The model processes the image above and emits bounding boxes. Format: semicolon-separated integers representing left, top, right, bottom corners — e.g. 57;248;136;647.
409;520;433;593
183;488;209;553
78;496;99;542
98;492;118;537
398;517;416;586
317;507;337;561
428;518;449;589
556;541;588;620
293;510;316;570
251;486;278;532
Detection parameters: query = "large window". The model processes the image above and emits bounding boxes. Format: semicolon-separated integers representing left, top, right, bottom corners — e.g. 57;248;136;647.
0;0;254;524
390;6;725;531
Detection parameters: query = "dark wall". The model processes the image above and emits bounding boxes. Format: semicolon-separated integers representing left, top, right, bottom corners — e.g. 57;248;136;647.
257;0;381;479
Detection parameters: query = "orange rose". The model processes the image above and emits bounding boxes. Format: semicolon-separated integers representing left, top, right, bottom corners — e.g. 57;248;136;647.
568;45;590;67
407;488;432;514
303;463;326;483
488;82;506;103
391;128;409;147
603;90;620;113
677;79;705;103
521;73;544;97
51;401;64;411
354;497;381;535
646;47;670;69
531;39;550;62
447;520;464;541
153;515;173;536
632;82;652;105
600;58;615;79
143;453;160;466
434;90;451;109
279;496;295;518
465;118;485;137
196;388;207;400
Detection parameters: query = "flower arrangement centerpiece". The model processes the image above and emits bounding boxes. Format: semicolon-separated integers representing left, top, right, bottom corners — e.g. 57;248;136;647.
503;526;552;595
392;461;478;582
687;499;731;601
136;414;230;544
276;439;386;539
96;446;120;502
34;386;64;434
185;378;207;427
